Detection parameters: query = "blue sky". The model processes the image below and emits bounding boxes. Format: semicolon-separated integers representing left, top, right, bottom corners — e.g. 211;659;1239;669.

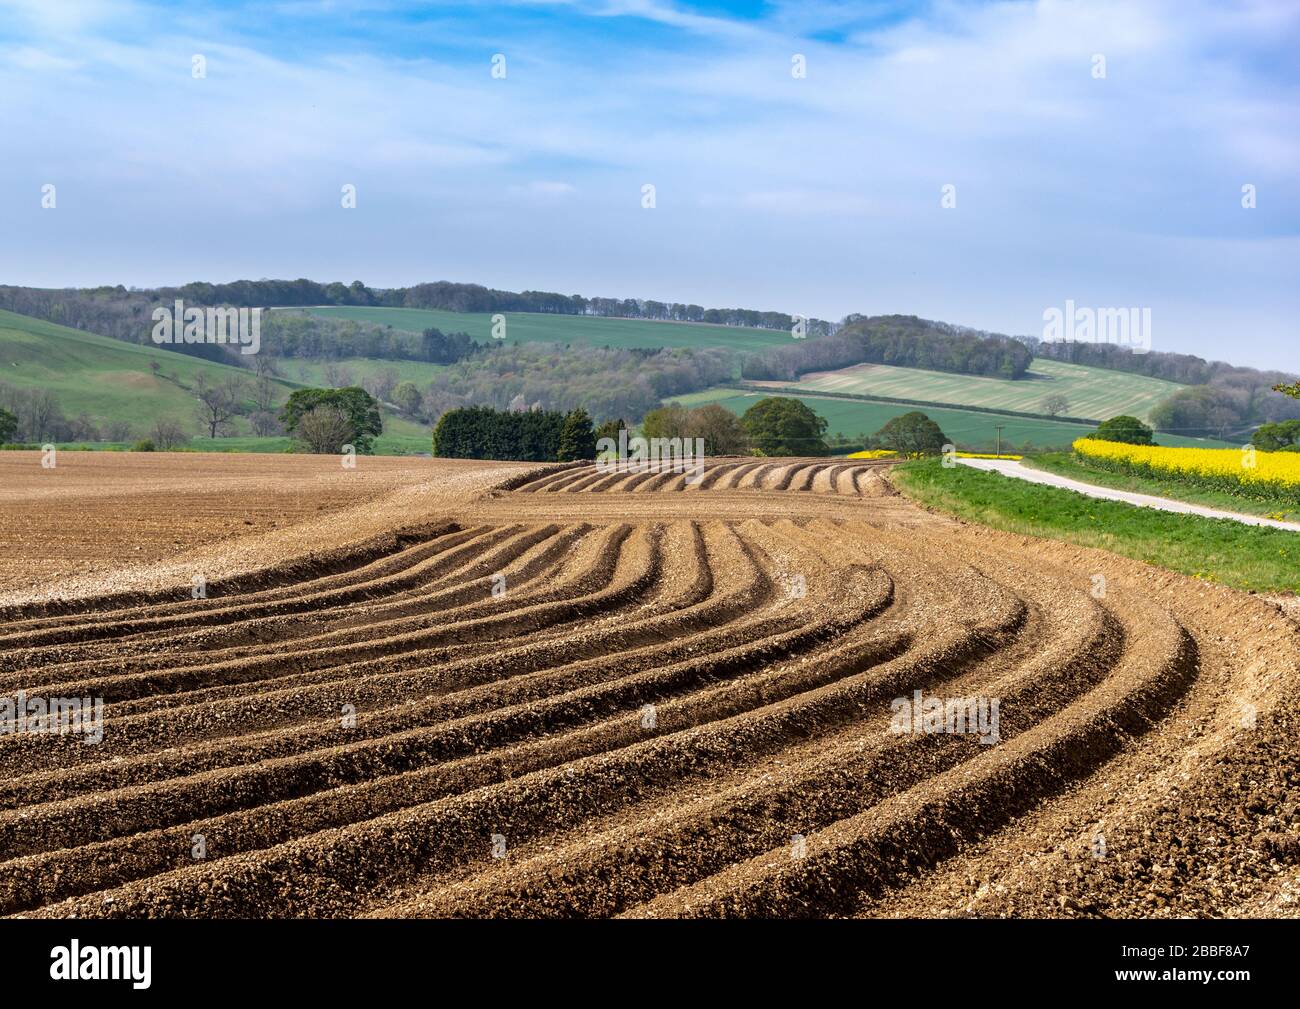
1;0;1297;369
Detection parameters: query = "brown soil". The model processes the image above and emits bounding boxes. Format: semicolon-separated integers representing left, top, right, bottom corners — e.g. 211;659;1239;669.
0;453;1295;918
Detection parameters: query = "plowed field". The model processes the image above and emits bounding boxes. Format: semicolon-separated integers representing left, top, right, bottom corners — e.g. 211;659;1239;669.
1;452;1296;918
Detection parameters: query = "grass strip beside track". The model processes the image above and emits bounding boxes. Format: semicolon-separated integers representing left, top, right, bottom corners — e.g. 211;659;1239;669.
892;459;1300;594
1025;453;1300;521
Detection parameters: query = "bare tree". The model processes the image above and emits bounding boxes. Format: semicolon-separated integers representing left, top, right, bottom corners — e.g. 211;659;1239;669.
23;389;64;442
150;417;187;450
247;373;283;436
294;404;353;454
1041;393;1070;418
104;419;133;443
194;372;245;438
252;374;277;413
69;412;101;442
363;367;400;404
249;410;281;436
321;361;348;390
252;353;279;380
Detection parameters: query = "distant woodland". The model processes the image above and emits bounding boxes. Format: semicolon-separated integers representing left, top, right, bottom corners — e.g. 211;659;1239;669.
1;280;1296;441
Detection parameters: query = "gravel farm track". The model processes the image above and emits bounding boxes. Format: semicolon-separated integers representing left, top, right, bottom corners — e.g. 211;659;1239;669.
0;451;1297;919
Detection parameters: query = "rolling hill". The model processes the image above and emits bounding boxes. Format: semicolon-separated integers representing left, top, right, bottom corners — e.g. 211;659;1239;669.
759;358;1180;423
0;308;276;432
0;304;1241;456
295;305;795;352
0;309;430;454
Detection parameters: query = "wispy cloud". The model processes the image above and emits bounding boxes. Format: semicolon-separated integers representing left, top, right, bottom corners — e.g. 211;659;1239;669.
0;0;1296;368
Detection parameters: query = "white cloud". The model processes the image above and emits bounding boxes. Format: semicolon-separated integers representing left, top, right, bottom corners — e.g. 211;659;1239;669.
0;0;1295;368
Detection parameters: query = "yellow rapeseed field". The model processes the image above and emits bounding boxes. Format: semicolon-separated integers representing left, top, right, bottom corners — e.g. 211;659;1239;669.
846;450;1023;460
1073;437;1300;502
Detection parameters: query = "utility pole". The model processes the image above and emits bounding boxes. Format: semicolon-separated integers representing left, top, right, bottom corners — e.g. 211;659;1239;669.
995;425;1004;458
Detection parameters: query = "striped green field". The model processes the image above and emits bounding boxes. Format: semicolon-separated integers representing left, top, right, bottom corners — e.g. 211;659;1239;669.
772;358;1180;423
295;306;793;352
671;387;1233;454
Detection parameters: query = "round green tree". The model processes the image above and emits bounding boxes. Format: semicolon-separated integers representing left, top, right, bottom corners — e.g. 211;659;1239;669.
740;398;828;456
874;411;950;457
1094;415;1154;445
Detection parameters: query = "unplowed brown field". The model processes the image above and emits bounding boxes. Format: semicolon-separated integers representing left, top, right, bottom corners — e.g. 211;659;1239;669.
1;452;1296;918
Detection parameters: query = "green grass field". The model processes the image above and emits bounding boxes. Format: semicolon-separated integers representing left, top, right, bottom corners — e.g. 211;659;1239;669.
1025;452;1300;521
0;309;431;454
281;356;446;391
772;358;1179;423
670;387;1232;454
893;459;1300;594
0;308;291;437
295;305;795;352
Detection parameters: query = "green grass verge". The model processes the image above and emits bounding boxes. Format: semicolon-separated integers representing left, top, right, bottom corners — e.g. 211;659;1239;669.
1025;452;1300;522
892;458;1300;594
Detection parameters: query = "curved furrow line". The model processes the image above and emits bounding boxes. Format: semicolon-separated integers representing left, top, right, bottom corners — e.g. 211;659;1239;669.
502;463;587;494
375;579;1121;918
629;466;687;493
103;524;596;717
0;522;732;810
710;461;763;490
0;521;481;642
605;467;667;493
764;462;808;492
796;463;838;492
808;465;839;495
539;467;603;493
0;523;607;703
830;465;862;494
0;519;469;627
672;459;748;492
14;532;1027;918
653;470;702;493
0;551;886;863
0;525;655;771
0;524;520;668
735;463;779;490
0;524;566;676
555;468;616;493
620;587;1196;919
583;468;642;493
685;460;742;491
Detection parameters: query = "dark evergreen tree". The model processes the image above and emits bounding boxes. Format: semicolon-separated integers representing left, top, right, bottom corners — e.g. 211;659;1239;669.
557;408;596;461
